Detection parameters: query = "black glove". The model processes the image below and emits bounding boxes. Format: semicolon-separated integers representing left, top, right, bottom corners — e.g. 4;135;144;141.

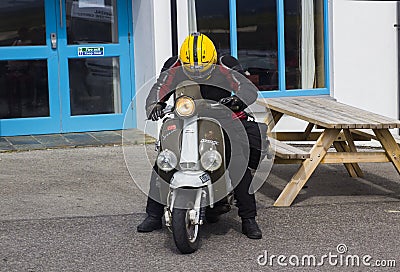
219;96;246;112
148;102;166;121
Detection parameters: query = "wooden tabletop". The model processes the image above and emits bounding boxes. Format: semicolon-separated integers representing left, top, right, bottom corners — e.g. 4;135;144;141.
257;96;400;129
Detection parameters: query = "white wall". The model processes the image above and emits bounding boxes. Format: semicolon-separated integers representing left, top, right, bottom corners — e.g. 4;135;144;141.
133;0;173;136
177;0;190;46
153;1;173;73
132;0;156;135
332;0;398;121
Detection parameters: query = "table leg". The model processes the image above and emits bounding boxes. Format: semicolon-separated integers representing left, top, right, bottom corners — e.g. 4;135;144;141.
333;142;358;177
274;128;341;207
332;130;364;178
373;129;400;175
343;129;364;177
303;123;314;140
264;110;284;134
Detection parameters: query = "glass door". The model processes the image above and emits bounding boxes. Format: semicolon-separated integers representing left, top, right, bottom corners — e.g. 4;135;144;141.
59;0;133;132
0;1;60;136
0;0;134;136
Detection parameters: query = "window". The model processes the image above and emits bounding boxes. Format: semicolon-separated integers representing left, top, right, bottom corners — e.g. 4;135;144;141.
66;0;118;44
284;0;325;90
237;0;278;91
0;0;46;46
195;0;230;55
189;0;329;97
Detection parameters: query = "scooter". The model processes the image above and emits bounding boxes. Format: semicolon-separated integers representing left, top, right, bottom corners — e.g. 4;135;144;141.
154;82;237;254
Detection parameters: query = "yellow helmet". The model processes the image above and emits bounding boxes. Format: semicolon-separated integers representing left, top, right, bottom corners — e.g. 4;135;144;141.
179;32;217;80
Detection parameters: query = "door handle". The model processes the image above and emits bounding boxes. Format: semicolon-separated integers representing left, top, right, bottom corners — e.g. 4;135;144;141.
51;33;57;49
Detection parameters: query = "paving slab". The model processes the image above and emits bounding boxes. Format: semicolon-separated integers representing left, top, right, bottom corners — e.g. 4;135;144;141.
0;129;155;152
0;138;15;152
5;136;39;146
89;131;123;145
62;133;102;147
33;134;75;149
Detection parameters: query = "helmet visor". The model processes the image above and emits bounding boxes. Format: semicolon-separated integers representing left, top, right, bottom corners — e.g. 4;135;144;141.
181;62;215;80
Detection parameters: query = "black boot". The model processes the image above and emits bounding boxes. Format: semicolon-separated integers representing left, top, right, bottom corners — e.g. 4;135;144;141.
137;215;162;232
242;218;262;239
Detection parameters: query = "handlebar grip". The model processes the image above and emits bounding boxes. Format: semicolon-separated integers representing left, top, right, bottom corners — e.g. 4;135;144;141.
162;105;174;115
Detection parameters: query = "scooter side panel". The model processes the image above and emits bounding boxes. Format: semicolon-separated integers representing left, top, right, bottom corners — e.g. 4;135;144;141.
156;118;183;203
159;118;183;158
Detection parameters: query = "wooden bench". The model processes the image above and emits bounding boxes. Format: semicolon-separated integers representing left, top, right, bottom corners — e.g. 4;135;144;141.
269;138;310;160
350;129;400;146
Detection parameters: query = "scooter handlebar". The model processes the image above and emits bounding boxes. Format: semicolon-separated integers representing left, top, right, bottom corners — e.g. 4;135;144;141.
162;105;174;115
150;101;229;120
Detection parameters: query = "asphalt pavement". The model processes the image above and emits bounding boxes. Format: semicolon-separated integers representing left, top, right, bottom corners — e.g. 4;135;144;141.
1;143;400;272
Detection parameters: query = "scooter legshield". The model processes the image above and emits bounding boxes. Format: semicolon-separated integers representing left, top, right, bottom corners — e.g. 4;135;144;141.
197;118;233;205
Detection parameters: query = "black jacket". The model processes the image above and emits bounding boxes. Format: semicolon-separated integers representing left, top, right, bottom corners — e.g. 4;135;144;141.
145;55;258;117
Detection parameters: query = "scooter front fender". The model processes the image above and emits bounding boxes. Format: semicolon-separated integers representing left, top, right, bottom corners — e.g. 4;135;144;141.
170;171;211;189
170;171;214;208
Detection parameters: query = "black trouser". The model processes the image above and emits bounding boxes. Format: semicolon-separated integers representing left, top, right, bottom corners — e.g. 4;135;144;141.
241;118;269;170
145;118;267;219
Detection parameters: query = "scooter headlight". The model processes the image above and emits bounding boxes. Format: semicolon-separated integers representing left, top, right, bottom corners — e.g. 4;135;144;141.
200;150;222;172
175;96;195;117
157;150;178;172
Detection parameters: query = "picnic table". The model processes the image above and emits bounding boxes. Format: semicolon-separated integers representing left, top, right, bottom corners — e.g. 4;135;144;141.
257;96;400;207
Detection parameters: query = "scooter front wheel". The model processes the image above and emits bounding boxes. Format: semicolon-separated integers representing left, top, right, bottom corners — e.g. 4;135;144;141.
172;208;200;254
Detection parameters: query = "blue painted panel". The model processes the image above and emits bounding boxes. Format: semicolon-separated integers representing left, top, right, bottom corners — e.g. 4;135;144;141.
258;88;329;98
0;47;54;60
127;0;137;129
276;0;286;92
0;117;61;137
229;0;237;58
324;0;331;91
63;114;126;132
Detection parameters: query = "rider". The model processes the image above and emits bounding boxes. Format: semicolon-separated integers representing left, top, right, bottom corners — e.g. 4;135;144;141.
137;33;267;239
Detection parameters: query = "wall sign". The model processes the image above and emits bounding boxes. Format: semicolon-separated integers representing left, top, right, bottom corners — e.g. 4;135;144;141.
79;0;105;8
78;47;104;56
72;2;113;23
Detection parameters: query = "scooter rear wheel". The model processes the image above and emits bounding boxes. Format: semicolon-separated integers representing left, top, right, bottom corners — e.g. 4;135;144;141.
172;208;200;254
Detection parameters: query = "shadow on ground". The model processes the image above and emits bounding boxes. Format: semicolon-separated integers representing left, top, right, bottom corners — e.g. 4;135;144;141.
258;163;400;207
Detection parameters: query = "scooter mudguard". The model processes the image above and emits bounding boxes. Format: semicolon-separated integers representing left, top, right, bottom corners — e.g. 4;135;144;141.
170;171;214;209
170;171;212;189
